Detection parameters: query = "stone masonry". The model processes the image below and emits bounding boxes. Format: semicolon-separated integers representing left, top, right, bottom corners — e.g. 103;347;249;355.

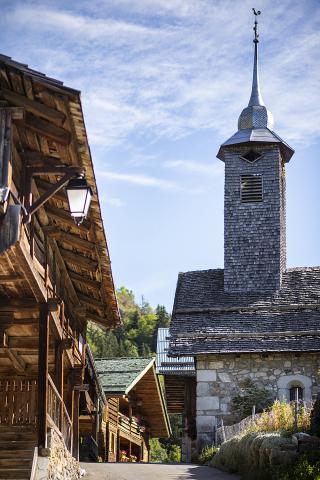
224;144;286;293
196;353;320;446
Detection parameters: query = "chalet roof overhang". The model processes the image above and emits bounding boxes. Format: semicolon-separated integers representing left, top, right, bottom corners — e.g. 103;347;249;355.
0;53;120;328
95;357;171;438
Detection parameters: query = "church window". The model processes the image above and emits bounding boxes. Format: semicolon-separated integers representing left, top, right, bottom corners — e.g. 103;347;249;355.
289;385;303;402
240;175;263;203
240;150;262;163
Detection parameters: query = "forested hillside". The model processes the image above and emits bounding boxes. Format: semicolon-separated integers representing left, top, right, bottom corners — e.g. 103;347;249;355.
87;287;170;358
88;287;182;462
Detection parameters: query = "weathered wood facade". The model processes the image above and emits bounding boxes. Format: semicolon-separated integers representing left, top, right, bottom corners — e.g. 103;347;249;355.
156;328;196;462
95;358;171;463
0;54;120;478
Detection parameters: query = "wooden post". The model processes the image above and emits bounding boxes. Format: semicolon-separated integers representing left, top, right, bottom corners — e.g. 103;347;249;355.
38;303;49;450
55;344;64;430
128;441;132;459
116;431;121;462
221;418;226;443
72;390;80;460
294;387;299;431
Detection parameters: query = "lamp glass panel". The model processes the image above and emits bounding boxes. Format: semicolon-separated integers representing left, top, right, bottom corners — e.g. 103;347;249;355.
83;189;93;216
67;188;89;216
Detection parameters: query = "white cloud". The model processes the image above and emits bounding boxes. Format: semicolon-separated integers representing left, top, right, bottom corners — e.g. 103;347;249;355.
164;159;224;175
3;0;320;149
98;170;177;190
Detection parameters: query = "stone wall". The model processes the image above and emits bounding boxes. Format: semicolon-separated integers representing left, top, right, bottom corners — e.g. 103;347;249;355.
35;429;83;480
224;144;286;292
196;353;320;447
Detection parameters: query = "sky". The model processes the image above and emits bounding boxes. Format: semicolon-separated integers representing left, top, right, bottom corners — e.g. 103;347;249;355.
1;0;319;311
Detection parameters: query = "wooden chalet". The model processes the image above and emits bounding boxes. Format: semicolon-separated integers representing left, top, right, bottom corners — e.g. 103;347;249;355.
156;328;196;462
95;357;171;463
0;54;120;478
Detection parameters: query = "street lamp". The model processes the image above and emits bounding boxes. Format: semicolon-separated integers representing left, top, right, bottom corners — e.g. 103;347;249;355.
65;176;93;225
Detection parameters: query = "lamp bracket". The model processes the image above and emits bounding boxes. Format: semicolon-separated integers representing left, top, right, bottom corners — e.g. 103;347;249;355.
23;165;83;223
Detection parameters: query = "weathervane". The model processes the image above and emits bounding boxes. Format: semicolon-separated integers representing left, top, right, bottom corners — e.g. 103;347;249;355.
252;8;261;43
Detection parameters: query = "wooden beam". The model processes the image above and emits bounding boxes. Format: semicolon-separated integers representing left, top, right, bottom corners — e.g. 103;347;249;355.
72;390;80;460
8;336;39;350
21;151;68;167
6;348;26;373
45;204;91;232
60;248;98;272
0;299;38;312
5;317;37;326
25;113;71;146
68;271;101;290
0;273;24;283
0;88;66;125
86;313;111;328
78;293;104;309
38;303;49;449
43;228;96;252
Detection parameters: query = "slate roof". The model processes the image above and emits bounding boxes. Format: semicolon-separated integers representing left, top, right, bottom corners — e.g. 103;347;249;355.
94;357;154;395
216;128;294;163
169;267;320;355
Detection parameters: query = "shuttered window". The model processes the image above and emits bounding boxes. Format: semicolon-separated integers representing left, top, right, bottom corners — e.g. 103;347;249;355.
240;175;263;203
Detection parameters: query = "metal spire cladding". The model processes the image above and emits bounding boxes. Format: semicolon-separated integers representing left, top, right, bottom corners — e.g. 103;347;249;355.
238;9;274;130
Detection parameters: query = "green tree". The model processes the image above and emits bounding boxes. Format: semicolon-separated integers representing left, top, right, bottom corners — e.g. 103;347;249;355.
149;438;168;463
87;286;166;360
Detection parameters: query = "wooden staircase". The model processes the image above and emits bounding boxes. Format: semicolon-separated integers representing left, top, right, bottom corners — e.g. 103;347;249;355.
0;426;36;479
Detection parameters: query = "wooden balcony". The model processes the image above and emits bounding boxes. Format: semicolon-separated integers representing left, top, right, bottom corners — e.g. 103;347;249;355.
118;413;144;443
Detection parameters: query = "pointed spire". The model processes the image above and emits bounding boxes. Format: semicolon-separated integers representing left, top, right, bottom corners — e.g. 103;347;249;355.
248;8;264;107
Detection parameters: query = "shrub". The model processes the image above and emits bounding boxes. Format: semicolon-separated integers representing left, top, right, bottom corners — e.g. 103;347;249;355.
231;378;274;418
167;444;181;463
149;438;168;463
198;445;218;465
270;457;320;480
211;432;294;474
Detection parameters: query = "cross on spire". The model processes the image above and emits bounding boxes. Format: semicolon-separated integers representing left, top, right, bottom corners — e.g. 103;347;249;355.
252;8;261;43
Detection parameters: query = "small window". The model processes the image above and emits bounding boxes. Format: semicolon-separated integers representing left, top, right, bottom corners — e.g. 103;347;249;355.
240;175;263;203
240;150;262;163
290;386;303;402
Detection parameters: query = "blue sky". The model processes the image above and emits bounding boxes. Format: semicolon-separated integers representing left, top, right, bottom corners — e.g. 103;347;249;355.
1;0;319;310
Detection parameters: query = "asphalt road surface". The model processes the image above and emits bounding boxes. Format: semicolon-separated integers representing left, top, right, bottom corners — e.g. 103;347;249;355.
81;463;240;480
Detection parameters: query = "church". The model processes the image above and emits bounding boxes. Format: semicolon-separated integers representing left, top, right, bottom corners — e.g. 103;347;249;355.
168;11;320;448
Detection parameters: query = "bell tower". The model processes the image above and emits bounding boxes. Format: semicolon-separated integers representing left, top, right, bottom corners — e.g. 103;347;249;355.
217;9;294;293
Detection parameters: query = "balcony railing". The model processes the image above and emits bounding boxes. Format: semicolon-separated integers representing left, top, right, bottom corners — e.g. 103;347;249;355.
118;413;144;438
47;375;72;451
0;378;37;426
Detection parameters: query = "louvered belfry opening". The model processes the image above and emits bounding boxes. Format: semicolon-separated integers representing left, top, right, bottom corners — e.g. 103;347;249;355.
240;174;263;203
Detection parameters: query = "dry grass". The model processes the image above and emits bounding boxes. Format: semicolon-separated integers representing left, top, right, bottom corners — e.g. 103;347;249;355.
253;400;311;434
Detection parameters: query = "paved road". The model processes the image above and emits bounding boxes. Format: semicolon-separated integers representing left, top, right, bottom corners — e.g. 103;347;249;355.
81;463;240;480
